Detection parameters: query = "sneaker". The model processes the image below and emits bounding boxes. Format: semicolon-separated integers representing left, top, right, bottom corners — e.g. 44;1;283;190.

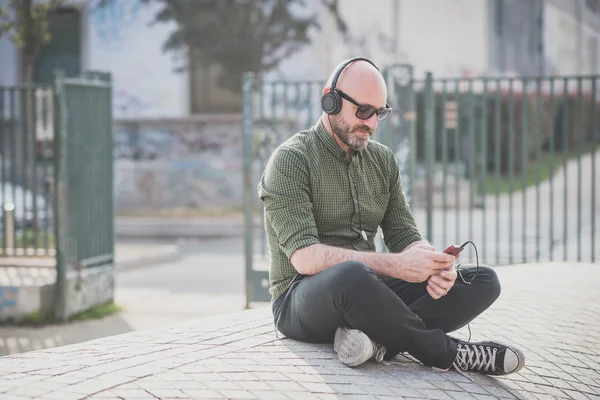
452;340;525;376
333;327;386;367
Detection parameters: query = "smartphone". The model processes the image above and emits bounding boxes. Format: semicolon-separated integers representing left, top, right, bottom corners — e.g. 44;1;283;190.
443;241;469;256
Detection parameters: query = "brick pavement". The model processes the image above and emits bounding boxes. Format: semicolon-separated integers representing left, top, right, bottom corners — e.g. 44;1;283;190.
0;261;599;399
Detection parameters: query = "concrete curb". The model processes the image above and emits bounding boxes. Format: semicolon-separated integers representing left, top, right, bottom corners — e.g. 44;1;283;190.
115;245;183;271
115;217;262;239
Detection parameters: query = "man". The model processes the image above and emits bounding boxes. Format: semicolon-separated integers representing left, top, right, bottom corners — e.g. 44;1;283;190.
258;57;525;375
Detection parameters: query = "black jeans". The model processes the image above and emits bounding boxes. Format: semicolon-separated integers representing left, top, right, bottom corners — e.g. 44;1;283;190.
272;261;501;369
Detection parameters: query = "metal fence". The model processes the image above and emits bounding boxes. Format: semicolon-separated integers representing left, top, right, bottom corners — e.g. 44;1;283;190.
53;71;115;319
243;67;599;305
0;84;55;256
414;73;598;266
0;71;114;320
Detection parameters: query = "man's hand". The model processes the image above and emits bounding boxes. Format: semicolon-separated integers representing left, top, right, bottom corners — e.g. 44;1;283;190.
405;240;459;299
393;246;455;283
427;265;458;299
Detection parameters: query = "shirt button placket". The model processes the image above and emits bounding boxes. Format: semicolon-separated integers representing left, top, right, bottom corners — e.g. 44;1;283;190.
349;159;360;237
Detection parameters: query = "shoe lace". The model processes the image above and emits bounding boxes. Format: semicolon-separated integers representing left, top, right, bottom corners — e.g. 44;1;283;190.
453;344;497;373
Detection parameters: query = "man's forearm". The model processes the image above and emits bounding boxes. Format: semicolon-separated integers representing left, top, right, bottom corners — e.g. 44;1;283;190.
290;244;399;276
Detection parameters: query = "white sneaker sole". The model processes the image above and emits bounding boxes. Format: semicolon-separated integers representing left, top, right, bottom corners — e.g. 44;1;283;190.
334;327;374;367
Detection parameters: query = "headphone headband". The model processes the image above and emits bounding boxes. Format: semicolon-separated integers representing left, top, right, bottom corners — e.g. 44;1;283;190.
329;57;379;90
321;57;380;116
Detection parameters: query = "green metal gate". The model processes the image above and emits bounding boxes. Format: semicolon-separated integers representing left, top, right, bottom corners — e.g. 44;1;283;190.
243;66;599;305
1;83;55;257
53;71;115;320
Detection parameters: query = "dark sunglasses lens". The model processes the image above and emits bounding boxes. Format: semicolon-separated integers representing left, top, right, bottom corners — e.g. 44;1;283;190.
377;108;392;122
356;105;376;120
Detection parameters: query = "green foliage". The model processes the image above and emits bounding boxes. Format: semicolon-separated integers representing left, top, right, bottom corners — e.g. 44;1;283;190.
0;1;65;57
141;0;334;93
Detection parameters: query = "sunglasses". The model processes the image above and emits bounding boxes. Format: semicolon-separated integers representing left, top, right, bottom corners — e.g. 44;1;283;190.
337;89;392;122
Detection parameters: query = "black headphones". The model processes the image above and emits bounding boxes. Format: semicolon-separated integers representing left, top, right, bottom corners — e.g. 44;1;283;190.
321;57;380;116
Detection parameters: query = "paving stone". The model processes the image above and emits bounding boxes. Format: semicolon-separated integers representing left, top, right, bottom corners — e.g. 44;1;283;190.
0;262;599;399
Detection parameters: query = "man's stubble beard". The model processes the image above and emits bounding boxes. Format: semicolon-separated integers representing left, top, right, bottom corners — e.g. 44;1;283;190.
329;116;372;152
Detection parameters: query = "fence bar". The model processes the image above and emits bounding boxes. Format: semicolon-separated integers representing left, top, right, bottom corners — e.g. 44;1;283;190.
408;72;417;212
480;79;488;262
467;80;475;261
20;88;27;252
576;77;583;262
258;82;267;257
43;90;51;252
562;78;569;261
242;72;255;309
548;78;555;261
534;78;542;262
454;80;461;246
9;88;17;253
424;72;434;241
441;81;448;247
494;79;501;264
306;83;313;129
508;79;515;264
521;79;529;263
31;88;39;251
591;78;597;263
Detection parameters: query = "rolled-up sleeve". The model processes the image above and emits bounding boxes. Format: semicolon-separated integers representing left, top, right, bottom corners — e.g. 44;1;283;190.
380;148;423;253
258;146;320;259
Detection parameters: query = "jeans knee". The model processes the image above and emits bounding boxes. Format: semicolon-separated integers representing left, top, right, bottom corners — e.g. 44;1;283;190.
329;261;376;292
476;265;501;302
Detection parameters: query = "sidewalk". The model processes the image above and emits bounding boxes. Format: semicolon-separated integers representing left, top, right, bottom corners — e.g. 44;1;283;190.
0;261;598;399
0;242;181;285
0;243;182;322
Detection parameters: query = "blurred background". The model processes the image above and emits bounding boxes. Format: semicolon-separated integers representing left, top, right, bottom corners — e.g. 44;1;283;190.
0;0;598;356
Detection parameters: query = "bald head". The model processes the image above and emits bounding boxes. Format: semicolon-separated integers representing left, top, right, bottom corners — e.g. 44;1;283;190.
326;59;387;107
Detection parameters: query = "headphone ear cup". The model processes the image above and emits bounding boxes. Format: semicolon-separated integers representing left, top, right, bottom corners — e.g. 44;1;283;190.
321;90;342;115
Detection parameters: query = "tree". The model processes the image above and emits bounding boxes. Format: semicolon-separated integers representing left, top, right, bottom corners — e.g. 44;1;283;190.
141;0;347;94
0;0;61;85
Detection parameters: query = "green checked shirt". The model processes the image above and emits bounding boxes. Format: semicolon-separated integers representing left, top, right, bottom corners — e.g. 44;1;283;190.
258;120;423;302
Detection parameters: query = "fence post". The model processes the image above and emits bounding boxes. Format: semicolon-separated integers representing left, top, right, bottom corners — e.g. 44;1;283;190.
242;72;255;309
53;70;69;322
424;72;435;242
3;203;14;252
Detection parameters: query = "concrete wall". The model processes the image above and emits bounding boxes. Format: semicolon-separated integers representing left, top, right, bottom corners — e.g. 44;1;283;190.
113;116;243;211
0;265;114;322
544;3;600;75
272;0;492;82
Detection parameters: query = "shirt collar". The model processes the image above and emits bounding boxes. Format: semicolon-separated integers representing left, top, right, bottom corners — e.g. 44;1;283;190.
314;119;363;161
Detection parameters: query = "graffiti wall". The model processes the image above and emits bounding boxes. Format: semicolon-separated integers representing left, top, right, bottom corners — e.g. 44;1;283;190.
113;117;244;210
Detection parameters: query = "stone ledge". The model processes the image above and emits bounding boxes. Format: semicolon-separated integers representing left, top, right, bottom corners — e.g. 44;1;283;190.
0;262;599;399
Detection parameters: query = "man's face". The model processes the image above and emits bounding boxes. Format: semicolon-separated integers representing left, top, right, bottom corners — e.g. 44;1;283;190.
328;68;388;152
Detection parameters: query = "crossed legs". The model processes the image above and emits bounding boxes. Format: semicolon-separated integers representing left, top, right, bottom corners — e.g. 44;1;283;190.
273;261;501;369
